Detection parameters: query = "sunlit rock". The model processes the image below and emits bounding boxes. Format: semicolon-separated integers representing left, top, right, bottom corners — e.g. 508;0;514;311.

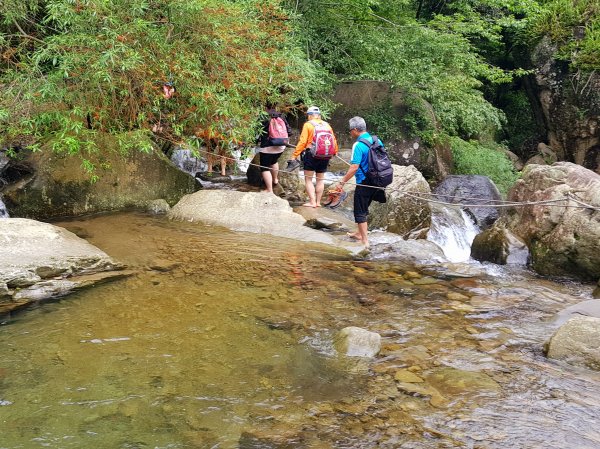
546;316;600;370
334;326;381;358
168;190;367;253
554;299;600;326
369;165;431;238
0;218;124;314
505;162;600;280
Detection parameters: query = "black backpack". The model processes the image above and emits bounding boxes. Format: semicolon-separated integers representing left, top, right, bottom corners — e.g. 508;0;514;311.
358;135;393;187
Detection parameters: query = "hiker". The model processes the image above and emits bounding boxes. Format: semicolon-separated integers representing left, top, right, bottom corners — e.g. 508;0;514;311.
335;116;390;248
257;105;291;193
288;106;338;208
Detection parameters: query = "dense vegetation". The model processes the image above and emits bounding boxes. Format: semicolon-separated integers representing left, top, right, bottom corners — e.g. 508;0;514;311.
0;0;598;183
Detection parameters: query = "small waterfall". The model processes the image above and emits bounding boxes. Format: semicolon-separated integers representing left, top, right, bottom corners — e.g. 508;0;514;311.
170;148;207;177
230;149;253;174
427;204;479;262
0;196;9;218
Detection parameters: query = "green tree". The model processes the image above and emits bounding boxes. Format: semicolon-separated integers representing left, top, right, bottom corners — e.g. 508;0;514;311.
0;0;330;162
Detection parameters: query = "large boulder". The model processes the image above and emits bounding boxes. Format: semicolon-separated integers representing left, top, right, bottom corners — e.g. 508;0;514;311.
168;190;362;251
470;224;529;265
0;218;126;315
505;162;600;280
529;38;600;174
2;139;197;219
433;175;502;230
546;316;600;370
369;165;431;238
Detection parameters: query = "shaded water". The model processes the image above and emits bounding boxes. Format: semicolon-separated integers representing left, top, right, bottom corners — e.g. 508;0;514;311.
1;212;600;448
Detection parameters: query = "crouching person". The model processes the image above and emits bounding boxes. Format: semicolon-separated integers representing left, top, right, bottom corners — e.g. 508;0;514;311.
335;116;392;248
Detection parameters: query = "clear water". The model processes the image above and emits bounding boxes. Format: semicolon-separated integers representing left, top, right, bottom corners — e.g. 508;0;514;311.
1;212;599;448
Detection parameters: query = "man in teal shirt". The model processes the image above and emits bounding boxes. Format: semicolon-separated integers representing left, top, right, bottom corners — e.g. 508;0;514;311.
335;116;386;248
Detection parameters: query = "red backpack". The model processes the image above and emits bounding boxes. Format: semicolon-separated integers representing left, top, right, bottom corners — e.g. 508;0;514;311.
309;120;336;159
268;115;289;146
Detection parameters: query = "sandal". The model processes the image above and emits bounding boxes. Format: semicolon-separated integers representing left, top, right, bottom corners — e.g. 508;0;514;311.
327;190;348;209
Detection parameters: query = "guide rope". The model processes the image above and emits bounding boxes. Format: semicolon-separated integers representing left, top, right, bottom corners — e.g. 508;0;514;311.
174;143;600;211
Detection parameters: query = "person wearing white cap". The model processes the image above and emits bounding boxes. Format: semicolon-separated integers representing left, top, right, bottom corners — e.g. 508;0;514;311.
288;106;339;207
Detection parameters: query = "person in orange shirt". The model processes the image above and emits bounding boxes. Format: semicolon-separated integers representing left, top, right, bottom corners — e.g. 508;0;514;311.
288;106;338;207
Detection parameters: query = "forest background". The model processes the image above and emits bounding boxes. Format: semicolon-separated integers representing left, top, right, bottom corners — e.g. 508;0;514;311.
0;0;598;192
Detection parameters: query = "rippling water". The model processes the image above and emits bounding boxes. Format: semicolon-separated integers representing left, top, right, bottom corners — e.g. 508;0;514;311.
0;212;599;448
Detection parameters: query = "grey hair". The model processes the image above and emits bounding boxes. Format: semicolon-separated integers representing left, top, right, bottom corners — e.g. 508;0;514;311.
349;116;367;132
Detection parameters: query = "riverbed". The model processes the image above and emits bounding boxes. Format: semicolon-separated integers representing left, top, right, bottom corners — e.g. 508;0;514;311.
1;212;599;448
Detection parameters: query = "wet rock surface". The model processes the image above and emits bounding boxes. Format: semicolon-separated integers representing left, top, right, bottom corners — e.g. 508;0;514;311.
433;175;502;229
471;224;530;265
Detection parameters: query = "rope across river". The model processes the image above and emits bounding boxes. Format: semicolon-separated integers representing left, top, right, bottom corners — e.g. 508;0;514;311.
180;145;600;212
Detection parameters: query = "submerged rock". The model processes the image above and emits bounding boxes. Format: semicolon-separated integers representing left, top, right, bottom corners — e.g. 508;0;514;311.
146;199;171;215
334;326;381;358
546;316;600;370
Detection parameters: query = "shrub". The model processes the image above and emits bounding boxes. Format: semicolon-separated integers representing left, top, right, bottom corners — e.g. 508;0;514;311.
449;136;520;195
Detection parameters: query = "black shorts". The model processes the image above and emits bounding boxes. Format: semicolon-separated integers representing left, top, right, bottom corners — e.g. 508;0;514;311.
302;151;330;173
259;152;283;171
354;184;387;223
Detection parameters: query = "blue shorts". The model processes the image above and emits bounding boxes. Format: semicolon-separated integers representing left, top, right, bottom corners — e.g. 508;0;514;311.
302;151;330;173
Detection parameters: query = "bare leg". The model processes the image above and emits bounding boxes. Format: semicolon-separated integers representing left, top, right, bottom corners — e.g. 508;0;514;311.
358;222;369;248
220;155;226;176
261;169;274;193
303;170;317;207
348;222;369;248
315;172;325;207
206;143;214;173
272;162;280;185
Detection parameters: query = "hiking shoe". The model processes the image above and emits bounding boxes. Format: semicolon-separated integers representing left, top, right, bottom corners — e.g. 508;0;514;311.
327;191;348;209
286;159;301;171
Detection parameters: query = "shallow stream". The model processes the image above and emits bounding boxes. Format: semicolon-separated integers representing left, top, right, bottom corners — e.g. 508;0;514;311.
1;212;599;448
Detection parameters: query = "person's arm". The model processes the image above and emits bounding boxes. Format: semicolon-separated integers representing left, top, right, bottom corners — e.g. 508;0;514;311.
291;123;312;159
337;141;364;188
338;164;359;186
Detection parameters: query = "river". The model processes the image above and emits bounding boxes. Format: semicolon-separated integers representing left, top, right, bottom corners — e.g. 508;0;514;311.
1;212;599;448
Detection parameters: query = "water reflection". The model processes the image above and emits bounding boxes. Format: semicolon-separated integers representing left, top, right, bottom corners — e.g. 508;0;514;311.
0;212;599;448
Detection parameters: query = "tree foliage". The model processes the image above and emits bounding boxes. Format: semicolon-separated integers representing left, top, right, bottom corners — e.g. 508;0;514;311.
0;0;330;161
